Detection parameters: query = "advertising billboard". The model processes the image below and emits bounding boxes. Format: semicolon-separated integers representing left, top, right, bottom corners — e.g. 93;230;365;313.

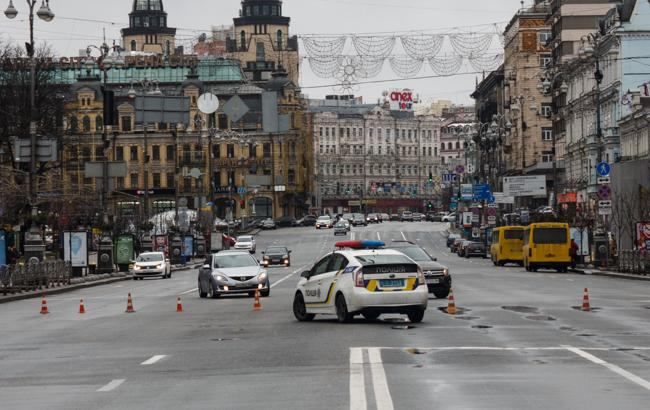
636;222;650;250
154;235;169;255
182;236;194;257
115;235;134;265
388;89;417;112
64;231;88;268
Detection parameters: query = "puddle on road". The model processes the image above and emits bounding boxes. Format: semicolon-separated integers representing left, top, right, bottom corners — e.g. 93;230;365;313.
576;334;596;337
454;316;479;321
502;306;539;314
571;306;602;312
526;315;556;321
405;348;427;355
471;325;492;329
392;325;416;330
437;307;470;315
211;338;238;342
560;326;577;331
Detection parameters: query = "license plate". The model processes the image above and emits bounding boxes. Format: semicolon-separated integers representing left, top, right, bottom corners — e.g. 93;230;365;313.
380;279;404;288
426;278;440;284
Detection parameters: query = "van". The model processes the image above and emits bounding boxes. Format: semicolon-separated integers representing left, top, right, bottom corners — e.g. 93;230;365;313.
491;226;525;266
522;223;571;272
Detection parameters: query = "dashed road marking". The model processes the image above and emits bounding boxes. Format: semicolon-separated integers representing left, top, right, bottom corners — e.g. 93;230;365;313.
400;231;407;241
566;347;650;391
271;265;309;289
141;355;166;365
368;348;394;410
97;379;125;392
377;232;381;241
179;288;197;295
349;347;367;410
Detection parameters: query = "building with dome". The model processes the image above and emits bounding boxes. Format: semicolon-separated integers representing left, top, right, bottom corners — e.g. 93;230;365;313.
227;0;300;85
121;0;177;55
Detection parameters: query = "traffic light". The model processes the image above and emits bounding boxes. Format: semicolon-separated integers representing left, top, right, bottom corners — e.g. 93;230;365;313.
428;173;433;184
428;201;433;210
240;200;246;209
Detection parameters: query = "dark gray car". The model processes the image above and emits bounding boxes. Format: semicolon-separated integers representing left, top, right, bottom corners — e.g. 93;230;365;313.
198;251;270;298
386;241;452;298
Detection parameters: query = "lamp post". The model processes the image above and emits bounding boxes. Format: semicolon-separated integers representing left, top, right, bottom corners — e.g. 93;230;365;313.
127;78;162;226
5;0;54;235
487;114;512;189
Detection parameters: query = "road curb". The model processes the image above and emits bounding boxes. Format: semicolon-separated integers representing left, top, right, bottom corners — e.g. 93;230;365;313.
0;275;132;304
587;270;650;281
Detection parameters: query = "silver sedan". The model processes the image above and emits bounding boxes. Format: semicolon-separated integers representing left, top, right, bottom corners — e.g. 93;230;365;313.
198;251;270;299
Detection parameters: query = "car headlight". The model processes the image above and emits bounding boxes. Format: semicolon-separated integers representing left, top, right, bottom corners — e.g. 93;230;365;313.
257;271;267;282
156;264;163;269
213;273;226;282
134;265;141;271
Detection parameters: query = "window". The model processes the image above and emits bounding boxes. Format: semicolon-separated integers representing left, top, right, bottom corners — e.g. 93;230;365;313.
542;151;554;162
96;115;103;131
131;40;136;51
130;173;138;189
325;127;329;137
540;104;553;118
539;54;552;68
310;255;332;277
116;177;124;189
263;143;271;158
130;146;138;161
369;128;373;138
152;145;160;161
116;147;124;161
256;42;265;61
152;173;161;188
227;144;235;158
288;169;296;185
82;116;91;132
166;173;174;188
542;127;553;141
277;30;283;50
539;31;552;46
352;128;356;137
166;145;174;161
240;31;246;49
249;143;256;158
121;116;131;132
328;254;349;271
319;127;323;137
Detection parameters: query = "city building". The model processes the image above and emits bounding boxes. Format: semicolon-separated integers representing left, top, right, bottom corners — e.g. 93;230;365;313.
193;26;234;57
226;0;300;85
121;0;177;55
310;94;442;214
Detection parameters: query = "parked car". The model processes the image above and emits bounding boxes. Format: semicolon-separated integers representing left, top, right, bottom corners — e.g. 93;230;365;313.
261;218;277;230
400;211;414;222
352;213;367;226
425;212;437;222
275;216;297;227
366;213;381;224
442;213;457;223
234;235;256;253
297;215;317;226
198;251;270;298
380;213;390;222
465;242;487;258
334;221;349;236
390;213;400;221
446;233;461;248
412;213;425;222
315;215;334;229
457;240;473;257
262;246;291;267
132;252;171;280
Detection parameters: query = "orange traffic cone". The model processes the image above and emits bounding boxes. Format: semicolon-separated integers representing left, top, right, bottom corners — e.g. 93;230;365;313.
40;295;49;315
447;289;457;315
79;299;86;314
253;290;262;311
125;293;135;313
581;288;591;312
176;297;183;313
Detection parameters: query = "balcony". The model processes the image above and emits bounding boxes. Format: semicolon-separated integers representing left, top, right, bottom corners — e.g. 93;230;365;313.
178;152;205;167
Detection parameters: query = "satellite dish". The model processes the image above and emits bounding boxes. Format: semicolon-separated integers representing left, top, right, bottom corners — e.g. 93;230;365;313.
197;93;220;114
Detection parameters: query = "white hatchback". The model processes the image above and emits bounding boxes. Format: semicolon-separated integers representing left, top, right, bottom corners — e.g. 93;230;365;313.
292;244;428;323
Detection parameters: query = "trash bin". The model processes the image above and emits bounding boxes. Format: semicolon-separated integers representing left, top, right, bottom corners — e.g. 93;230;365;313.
23;226;45;264
170;235;183;265
195;234;206;258
97;234;114;274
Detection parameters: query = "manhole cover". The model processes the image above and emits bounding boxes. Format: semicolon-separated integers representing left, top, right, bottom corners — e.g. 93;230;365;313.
502;306;539;314
438;307;469;315
454;316;479;321
526;315;556;321
471;325;492;329
392;325;416;330
572;306;602;312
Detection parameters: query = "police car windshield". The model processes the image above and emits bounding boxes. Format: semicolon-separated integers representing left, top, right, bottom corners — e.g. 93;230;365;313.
355;254;413;266
214;254;257;268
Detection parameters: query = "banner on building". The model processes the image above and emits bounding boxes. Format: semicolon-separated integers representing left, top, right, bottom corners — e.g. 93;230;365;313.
64;231;88;268
115;235;134;265
636;222;650;250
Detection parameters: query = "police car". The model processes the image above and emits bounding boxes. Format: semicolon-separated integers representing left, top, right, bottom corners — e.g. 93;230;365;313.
292;240;428;323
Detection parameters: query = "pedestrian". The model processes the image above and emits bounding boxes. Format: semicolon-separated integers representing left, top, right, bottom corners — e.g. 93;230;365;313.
7;246;18;265
570;239;579;268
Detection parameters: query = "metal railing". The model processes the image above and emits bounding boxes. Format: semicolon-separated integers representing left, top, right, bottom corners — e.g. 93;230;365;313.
0;261;72;295
618;250;650;276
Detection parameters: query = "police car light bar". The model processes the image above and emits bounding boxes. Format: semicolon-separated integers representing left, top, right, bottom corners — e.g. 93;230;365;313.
335;240;385;250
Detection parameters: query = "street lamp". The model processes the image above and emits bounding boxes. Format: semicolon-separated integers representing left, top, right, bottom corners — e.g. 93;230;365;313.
4;0;55;244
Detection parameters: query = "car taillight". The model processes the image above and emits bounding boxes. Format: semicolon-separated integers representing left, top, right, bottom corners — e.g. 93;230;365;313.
354;270;364;287
417;268;425;286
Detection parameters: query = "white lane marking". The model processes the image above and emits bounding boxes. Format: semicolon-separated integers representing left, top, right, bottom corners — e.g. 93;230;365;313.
367;348;394;410
349;348;367;410
566;347;650;391
351;232;356;240
179;288;198;295
271;265;309;289
400;231;407;241
97;379;125;392
141;355;167;366
377;232;381;241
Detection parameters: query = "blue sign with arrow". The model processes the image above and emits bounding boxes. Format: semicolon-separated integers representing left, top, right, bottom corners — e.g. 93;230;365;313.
596;162;611;177
473;183;492;201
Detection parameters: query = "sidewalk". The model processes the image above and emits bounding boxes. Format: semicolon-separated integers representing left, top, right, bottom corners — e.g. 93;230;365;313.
0;262;201;305
571;267;650;281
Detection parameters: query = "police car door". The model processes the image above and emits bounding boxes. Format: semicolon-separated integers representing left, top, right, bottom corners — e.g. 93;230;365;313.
303;254;332;308
319;253;350;310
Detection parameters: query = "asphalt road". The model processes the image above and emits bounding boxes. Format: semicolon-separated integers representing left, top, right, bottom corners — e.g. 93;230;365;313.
0;222;649;409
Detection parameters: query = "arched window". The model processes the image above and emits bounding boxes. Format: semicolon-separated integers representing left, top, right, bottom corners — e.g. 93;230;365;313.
276;30;283;50
82;116;91;132
69;116;78;133
95;115;103;131
240;31;246;50
131;40;137;51
456;142;460;150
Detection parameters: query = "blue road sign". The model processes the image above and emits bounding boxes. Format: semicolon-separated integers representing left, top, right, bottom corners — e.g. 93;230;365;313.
596;162;611;177
443;174;458;183
473;183;492;201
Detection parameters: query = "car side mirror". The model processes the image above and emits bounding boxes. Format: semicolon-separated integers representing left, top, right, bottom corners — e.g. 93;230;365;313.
288;250;292;254
301;271;310;279
433;258;438;262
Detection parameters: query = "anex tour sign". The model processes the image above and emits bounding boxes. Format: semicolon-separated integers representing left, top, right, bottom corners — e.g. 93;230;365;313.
388;89;418;111
503;175;547;197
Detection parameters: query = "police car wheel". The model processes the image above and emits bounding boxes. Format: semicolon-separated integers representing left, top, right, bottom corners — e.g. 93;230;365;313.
293;292;314;322
362;312;380;321
407;309;425;323
335;294;353;323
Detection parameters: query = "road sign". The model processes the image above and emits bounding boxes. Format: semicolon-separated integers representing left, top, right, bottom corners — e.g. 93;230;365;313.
473;183;492;201
598;184;612;200
467;164;475;174
503;175;547;197
597;176;611;185
443;173;458;183
492;192;515;204
455;165;465;174
596;162;611;177
487;207;497;216
488;215;497;225
599;200;612;215
460;184;473;201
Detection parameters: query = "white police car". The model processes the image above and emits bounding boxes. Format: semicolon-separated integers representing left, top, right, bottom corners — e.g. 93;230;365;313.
292;240;428;323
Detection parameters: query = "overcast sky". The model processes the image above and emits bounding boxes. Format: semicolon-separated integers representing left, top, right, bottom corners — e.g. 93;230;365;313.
0;0;523;105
